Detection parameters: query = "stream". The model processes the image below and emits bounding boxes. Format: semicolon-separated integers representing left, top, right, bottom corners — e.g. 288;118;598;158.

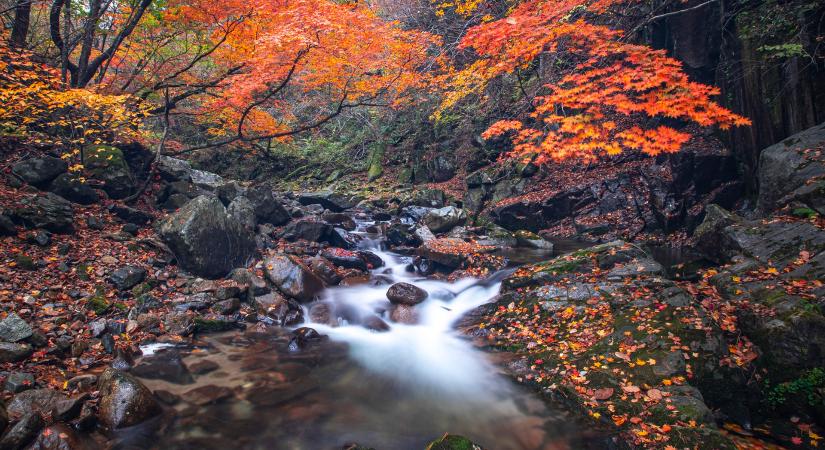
133;221;606;450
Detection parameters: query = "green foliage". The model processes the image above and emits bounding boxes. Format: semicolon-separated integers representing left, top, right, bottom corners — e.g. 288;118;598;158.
766;368;825;407
792;207;819;219
737;0;822;61
757;44;807;60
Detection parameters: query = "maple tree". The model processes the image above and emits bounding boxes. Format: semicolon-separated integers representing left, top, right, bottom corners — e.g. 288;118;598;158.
436;0;752;162
0;40;147;168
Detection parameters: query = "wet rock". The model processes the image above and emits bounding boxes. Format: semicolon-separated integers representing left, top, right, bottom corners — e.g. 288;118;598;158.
389;305;419;325
288;327;326;353
0;411;43;450
386;223;421;247
229;268;269;297
307;257;342;286
386;282;428;306
362;315;390;332
0;314;32;343
108;266;147;291
246;185;291;226
97;368;161;429
66;375;97;391
27;423;91;450
13;193;74;234
0;342;33;363
308;303;335;326
422;206;467;233
327;227;358;249
358;251;384;269
158;196;256;279
320;248;367;271
7;389;66;420
12;157;68;188
48;174;99;205
321;212;356;230
181;385;234;406
264;254;324;302
212;298;240;315
514;230;554;250
131;351;194;384
298;191;359;212
51;395;87;422
3;373;34;394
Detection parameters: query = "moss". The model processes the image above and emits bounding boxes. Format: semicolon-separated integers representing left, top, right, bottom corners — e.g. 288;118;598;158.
77;263;91;281
84;145;127;172
131;281;155;297
86;294;110;315
425;434;480;450
792;207;819;219
14;255;36;271
193;318;237;333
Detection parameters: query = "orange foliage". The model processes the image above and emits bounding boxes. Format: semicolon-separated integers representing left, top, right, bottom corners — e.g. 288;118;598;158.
438;0;751;162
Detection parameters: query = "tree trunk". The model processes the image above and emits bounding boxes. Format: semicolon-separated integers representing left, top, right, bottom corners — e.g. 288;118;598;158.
9;0;32;49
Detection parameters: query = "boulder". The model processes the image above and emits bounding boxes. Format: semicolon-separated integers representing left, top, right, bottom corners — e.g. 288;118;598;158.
0;314;32;343
0;411;43;450
0;212;15;236
386;282;428;306
757;121;825;213
26;423;90;450
514;230;554;250
108;266;147;291
97;368;161;429
298;191;360;212
156;155;225;189
84;145;135;199
227;196;257;230
6;389;66;420
386;223;421;247
264;254;324;302
12;156;67;187
109;204;153;225
0;342;33;363
246;185;290;226
283;218;332;242
410;189;446;208
48;174;99;205
14;193;74;233
320;248;367;271
158;196;256;278
307;257;342;286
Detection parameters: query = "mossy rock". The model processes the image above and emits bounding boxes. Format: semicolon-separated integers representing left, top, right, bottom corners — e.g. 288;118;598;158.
425;434;482;450
792;207;819;219
14;254;36;271
76;263;91;281
83;145;134;199
193;317;238;334
86;294;110;315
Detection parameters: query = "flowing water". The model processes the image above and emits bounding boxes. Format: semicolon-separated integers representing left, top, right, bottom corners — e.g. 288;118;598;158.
135;222;605;450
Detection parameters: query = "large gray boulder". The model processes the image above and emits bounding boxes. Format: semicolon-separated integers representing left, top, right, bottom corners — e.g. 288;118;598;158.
298;191;360;212
12;156;68;187
422;206;467;233
757;122;825;213
48;173;99;205
158;196;256;278
97;368;161;429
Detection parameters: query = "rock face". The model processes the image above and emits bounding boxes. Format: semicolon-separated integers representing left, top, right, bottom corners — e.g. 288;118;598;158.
422;206;467;233
386;282;428;306
264;254;324;302
757;121;825;213
14;193;74;233
97;368;161;429
158;196;256;278
468;147;739;238
12;156;68;187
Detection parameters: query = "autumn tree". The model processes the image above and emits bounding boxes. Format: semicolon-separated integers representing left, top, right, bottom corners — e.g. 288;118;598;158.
437;0;751;163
